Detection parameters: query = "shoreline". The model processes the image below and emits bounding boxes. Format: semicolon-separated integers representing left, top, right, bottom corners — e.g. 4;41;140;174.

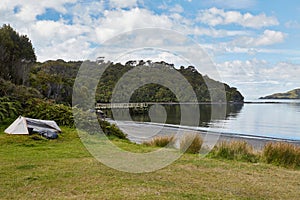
109;120;300;150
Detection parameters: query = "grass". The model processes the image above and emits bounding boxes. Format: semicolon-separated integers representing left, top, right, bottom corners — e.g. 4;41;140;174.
1;127;300;199
209;141;259;163
262;142;300;168
180;133;203;154
143;135;175;147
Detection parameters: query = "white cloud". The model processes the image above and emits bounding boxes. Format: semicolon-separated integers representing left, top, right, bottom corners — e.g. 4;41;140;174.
170;4;184;13
158;3;184;14
30;20;88;40
109;0;138;8
231;30;285;47
192;27;249;38
285;20;300;29
197;7;279;28
260;62;300;82
201;0;256;9
93;8;173;42
71;1;105;25
0;0;77;22
37;37;94;61
24;20;93;61
217;58;265;80
115;49;190;67
216;59;300;99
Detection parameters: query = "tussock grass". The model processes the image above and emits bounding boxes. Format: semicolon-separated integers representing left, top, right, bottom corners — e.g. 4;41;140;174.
143;135;175;147
210;141;258;163
262;142;300;168
180;133;203;154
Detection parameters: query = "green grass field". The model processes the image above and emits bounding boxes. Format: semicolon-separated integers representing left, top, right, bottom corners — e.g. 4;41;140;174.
1;126;300;199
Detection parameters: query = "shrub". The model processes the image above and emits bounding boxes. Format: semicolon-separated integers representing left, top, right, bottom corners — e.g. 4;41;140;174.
180;133;203;154
144;135;175;147
210;141;258;162
25;98;74;126
0;78;42;104
21;99;127;140
99;120;128;140
73;108;127;139
262;142;300;168
0;97;22;122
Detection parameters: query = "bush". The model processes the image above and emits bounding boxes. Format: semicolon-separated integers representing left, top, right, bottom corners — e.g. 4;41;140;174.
21;99;127;140
0;97;22;122
143;135;175;147
180;133;203;154
99;120;128;140
210;141;258;162
25;98;74;127
73;108;127;139
262;142;300;168
0;78;42;104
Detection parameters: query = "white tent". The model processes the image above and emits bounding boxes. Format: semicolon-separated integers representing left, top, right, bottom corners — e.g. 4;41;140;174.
4;116;61;135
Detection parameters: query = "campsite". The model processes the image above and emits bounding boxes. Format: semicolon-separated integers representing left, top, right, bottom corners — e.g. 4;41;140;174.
1;1;300;198
5;116;61;139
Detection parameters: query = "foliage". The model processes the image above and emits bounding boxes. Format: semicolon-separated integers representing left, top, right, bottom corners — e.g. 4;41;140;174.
24;98;74;127
143;135;175;147
0;24;36;85
29;60;81;105
210;141;258;162
99;120;128;140
30;59;244;105
180;133;203;154
0;24;243;105
0;97;21;122
73;107;127;139
0;78;42;104
262;142;300;168
96;62;244;103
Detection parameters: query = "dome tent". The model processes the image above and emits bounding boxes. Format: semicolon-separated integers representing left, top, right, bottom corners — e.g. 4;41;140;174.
5;116;61;135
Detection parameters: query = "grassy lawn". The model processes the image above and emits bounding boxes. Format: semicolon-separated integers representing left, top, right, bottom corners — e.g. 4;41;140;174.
1;126;300;199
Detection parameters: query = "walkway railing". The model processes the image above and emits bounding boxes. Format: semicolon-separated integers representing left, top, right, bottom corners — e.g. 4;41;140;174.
96;103;149;109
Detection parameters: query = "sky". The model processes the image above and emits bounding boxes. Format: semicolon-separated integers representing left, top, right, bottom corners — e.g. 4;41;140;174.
1;0;300;100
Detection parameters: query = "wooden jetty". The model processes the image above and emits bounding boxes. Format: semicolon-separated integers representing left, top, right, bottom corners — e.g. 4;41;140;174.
96;103;149;110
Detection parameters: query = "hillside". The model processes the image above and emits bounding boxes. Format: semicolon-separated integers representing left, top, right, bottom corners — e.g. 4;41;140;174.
260;88;300;99
0;24;243;106
29;60;244;104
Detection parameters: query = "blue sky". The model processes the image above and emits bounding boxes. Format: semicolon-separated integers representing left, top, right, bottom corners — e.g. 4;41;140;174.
1;0;300;99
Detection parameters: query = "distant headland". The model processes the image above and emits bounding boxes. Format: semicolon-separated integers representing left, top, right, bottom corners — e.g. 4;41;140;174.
260;88;300;99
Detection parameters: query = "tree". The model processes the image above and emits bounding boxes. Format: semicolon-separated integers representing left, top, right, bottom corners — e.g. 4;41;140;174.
0;24;36;85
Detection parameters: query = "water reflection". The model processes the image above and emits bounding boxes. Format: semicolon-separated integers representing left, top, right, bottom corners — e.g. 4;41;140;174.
104;103;244;128
287;102;300;113
104;101;300;140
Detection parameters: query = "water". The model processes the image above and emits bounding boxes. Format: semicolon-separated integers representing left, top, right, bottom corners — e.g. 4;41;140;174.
105;100;300;141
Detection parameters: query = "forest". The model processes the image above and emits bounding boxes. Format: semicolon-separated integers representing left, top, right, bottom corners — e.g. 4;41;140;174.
0;24;243;126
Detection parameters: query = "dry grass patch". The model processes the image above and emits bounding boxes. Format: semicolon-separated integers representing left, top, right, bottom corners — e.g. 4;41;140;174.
143;135;175;147
262;142;300;168
180;133;203;154
210;141;258;163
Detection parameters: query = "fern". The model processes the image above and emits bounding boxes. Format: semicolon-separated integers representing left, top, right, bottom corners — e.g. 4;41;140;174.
0;97;21;121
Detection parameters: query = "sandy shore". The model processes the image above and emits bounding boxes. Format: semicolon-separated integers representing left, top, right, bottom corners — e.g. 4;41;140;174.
110;120;300;150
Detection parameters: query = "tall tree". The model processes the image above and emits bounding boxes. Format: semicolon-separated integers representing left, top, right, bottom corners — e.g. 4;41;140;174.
0;24;36;85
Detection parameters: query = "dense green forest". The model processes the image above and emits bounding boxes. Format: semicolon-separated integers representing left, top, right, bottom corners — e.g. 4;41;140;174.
0;24;243;125
27;59;243;105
